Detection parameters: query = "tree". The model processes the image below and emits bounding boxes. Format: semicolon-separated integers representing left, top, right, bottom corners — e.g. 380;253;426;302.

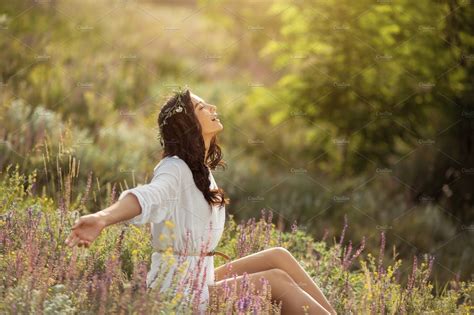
250;0;473;220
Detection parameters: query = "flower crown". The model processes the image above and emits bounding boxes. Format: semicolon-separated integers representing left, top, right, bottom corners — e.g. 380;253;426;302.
157;87;189;147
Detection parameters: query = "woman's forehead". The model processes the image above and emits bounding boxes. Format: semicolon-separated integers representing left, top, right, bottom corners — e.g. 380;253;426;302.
190;92;205;105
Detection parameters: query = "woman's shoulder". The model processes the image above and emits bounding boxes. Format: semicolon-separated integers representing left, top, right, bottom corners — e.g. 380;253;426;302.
153;155;192;179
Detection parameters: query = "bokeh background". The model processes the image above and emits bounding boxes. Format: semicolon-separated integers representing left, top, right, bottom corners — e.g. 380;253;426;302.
1;0;473;286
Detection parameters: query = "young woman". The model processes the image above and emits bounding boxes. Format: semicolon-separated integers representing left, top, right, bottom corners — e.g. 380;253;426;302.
65;89;336;315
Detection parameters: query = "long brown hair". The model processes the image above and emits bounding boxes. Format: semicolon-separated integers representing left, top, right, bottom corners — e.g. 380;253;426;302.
157;88;229;210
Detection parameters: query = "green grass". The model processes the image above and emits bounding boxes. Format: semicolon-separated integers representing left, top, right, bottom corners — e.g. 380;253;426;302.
0;163;472;314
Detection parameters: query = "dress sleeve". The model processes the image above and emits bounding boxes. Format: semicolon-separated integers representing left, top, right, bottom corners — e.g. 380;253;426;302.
118;159;181;225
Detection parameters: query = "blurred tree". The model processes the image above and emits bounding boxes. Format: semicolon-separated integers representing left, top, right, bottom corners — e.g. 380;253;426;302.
415;0;474;223
198;0;282;82
249;0;473;221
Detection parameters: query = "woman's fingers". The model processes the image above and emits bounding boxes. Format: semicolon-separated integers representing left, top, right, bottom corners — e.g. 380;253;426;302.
65;217;93;249
66;234;76;247
65;232;76;246
66;235;90;248
71;218;81;230
78;240;90;248
66;234;81;248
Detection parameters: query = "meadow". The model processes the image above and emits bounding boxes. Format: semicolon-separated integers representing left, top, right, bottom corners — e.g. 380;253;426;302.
1;0;473;313
0;164;472;313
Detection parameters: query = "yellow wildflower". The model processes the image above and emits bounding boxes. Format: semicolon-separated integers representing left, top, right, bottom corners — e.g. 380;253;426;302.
165;246;173;256
165;220;175;229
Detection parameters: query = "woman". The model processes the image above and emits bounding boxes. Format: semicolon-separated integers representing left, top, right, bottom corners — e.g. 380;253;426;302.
65;88;336;315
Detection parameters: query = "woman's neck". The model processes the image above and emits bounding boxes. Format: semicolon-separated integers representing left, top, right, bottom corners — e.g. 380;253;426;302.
204;134;212;164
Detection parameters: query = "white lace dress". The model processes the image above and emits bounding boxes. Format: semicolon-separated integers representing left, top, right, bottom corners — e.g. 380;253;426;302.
118;155;226;313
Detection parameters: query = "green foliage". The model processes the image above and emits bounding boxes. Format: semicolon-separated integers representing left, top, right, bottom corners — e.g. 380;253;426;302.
252;0;469;172
0;166;473;313
245;0;474;224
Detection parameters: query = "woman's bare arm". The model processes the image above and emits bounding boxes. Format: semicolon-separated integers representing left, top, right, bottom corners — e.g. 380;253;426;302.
65;193;142;248
97;193;142;227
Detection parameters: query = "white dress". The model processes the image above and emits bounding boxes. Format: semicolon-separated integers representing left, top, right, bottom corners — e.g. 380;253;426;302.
118;155;226;313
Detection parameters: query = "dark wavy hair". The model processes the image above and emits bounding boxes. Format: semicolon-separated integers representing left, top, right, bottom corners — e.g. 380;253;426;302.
157;88;229;211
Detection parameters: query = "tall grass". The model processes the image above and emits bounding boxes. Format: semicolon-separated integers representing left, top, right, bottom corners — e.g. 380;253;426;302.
0;160;472;314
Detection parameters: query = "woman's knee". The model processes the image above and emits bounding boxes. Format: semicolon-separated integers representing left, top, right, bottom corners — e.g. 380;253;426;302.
268;247;293;265
273;246;292;257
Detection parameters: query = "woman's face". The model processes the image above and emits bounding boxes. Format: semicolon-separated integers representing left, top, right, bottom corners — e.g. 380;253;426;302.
190;92;223;135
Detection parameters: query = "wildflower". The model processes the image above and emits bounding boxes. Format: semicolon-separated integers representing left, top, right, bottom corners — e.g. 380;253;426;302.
164;246;174;261
178;261;190;273
165;220;175;229
168;257;176;265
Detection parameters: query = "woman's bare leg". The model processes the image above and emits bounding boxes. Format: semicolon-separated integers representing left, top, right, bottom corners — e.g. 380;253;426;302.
214;247;336;314
209;268;330;315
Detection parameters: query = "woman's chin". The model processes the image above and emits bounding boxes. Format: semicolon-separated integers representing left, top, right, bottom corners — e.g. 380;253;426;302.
214;124;224;132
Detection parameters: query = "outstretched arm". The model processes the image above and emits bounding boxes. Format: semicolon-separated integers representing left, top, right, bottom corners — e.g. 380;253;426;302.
97;192;142;227
65;193;142;248
65;158;182;248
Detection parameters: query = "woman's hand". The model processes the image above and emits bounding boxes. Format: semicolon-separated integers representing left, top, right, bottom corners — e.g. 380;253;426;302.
64;193;143;248
65;213;107;248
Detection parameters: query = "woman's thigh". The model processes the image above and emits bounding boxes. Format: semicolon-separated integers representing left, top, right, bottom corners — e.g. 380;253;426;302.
214;247;288;281
209;268;291;304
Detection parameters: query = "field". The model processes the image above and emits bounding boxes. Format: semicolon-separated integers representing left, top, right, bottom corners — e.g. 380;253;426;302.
1;0;473;313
